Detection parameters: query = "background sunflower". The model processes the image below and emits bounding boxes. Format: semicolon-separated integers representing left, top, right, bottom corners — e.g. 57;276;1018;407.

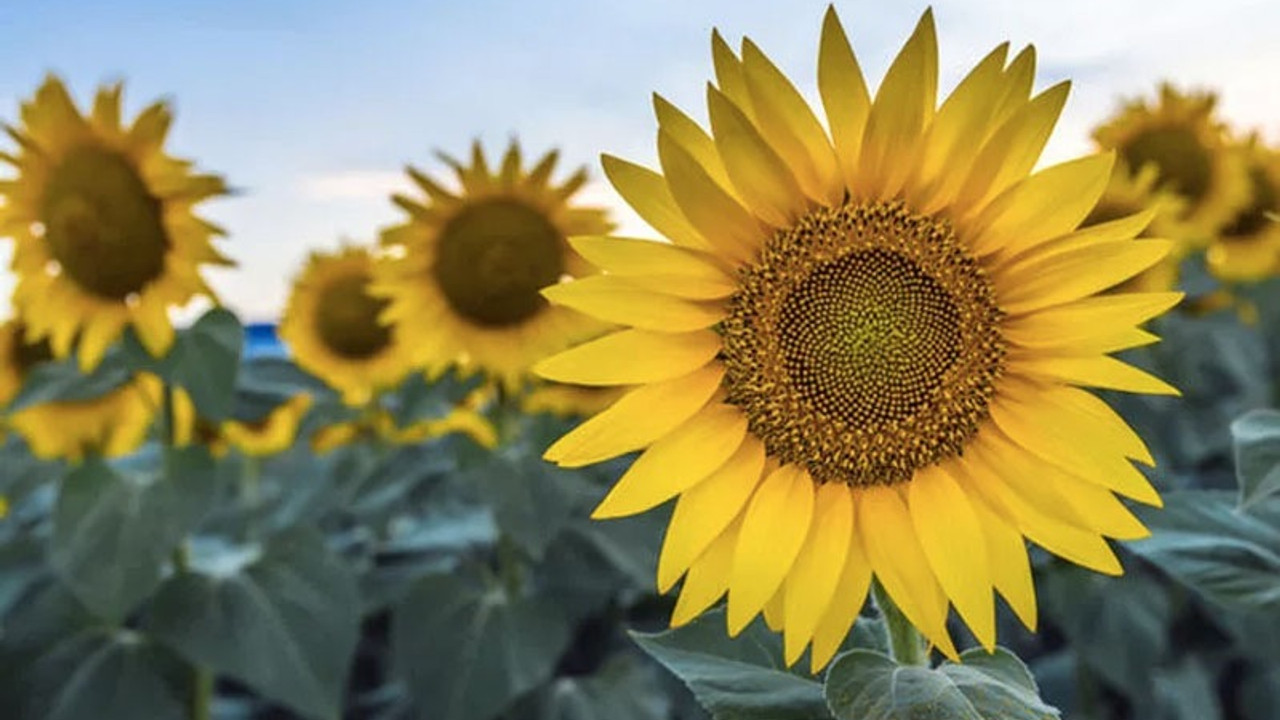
0;76;233;371
1206;135;1280;283
278;245;415;406
372;140;613;391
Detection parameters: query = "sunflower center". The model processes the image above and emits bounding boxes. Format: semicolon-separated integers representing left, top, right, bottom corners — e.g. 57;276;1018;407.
1222;165;1276;239
721;202;1005;486
39;146;169;300
314;273;393;359
432;198;564;327
1121;126;1212;203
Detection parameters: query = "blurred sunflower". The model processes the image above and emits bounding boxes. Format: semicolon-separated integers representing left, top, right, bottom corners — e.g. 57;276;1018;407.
522;382;626;418
537;9;1178;671
1080;164;1189;293
278;246;415;406
172;389;312;457
372;140;612;391
0;76;232;371
0;319;159;460
310;405;497;454
1206;136;1280;283
1093;83;1248;239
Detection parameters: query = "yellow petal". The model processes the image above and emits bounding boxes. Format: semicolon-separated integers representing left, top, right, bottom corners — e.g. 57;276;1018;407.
1003;292;1182;351
808;519;873;672
857;9;937;199
76;313;125;372
91;82;123;133
783;482;853;666
763;584;787;633
740;39;843;205
1048;384;1157;466
727;465;814;635
657;436;766;592
671;517;742;627
957;82;1071;212
992;45;1036;128
535;328;721;387
658;130;764;265
968;153;1115;257
653;94;735;196
600;155;710;250
856;485;958;660
1007;355;1180;397
997;240;1175;314
988;390;1164;504
954;466;1037;630
711;30;755;118
131;301;176;362
568;235;736;300
546;365;725;467
818;6;871;191
542;276;726;332
592;404;748;519
908;465;996;651
706;84;808;228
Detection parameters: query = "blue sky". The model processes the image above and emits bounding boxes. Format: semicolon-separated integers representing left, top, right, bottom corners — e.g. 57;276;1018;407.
1;0;1277;321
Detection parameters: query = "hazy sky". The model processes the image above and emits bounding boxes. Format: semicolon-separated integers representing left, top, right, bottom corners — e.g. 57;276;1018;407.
1;0;1277;321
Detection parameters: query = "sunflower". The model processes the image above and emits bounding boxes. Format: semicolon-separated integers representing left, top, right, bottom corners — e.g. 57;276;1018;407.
372;140;613;391
522;382;626;418
1205;135;1280;283
278;246;415;406
310;406;497;454
0;319;159;460
172;388;312;457
1093;83;1249;239
536;9;1179;671
0;76;232;371
1080;164;1189;293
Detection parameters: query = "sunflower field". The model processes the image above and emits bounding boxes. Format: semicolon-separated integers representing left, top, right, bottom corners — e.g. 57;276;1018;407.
1;4;1279;720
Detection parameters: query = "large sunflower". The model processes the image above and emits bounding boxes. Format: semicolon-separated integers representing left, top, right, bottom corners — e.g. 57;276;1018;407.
0;319;159;460
1205;135;1280;283
536;9;1179;671
278;246;415;406
372;140;613;390
0;76;232;371
1093;83;1249;239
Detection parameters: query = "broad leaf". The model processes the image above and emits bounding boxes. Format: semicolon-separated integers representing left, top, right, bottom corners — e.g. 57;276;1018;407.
393;570;573;720
523;654;671;720
6;349;133;412
630;608;831;720
1231;409;1280;509
49;449;218;622
1130;491;1280;613
824;648;1058;720
147;529;360;720
125;308;244;420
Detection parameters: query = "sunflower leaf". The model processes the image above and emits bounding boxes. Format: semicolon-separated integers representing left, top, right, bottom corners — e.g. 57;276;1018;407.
5;347;134;411
5;628;187;720
1231;409;1280;509
123;307;243;421
629;608;832;720
823;648;1059;720
392;569;573;720
49;449;218;623
1130;490;1280;613
513;653;672;720
146;528;360;720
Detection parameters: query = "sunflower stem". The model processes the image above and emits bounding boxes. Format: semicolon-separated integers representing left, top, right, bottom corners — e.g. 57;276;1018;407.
873;580;928;666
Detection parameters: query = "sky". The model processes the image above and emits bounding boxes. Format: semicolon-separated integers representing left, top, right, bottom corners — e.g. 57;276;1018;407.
1;0;1277;322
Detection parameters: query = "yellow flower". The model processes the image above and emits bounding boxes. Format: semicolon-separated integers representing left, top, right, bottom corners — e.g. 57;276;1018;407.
1093;83;1249;239
1080;164;1190;294
537;9;1178;671
173;388;312;457
278;246;416;406
1205;135;1280;282
372;140;613;391
0;76;232;371
522;382;626;418
310;406;497;453
0;318;159;460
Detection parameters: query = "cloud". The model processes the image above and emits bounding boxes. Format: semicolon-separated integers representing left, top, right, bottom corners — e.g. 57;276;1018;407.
296;170;413;201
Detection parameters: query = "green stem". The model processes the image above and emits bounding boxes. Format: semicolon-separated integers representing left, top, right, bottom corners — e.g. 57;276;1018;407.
873;580;928;666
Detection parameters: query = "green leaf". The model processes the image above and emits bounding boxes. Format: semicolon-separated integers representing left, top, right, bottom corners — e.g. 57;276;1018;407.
524;653;671;720
147;529;360;720
393;570;573;720
1231;409;1280;509
386;370;484;427
49;449;219;622
1130;491;1280;613
823;648;1059;720
1152;658;1222;720
13;629;187;720
125;307;243;420
470;448;596;561
5;349;133;412
630;608;831;720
